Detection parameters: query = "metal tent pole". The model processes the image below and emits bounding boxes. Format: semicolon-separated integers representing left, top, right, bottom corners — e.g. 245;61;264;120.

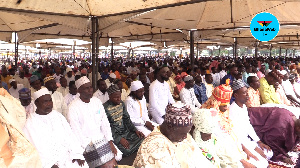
111;38;114;62
190;31;194;71
95;20;100;83
91;16;98;91
14;32;18;66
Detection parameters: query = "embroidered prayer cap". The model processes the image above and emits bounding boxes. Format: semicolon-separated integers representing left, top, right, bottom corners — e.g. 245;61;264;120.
83;139;114;168
183;75;193;82
165;102;192;127
32;88;50;101
30;75;39;83
130;81;144;92
8;78;16;84
193;109;215;134
107;84;120;95
212;82;233;104
231;79;246;91
109;73;116;79
43;76;54;84
75;76;90;89
18;88;31;99
66;67;73;73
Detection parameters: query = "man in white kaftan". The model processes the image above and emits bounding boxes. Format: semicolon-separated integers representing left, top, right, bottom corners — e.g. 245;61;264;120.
125;81;157;137
93;79;109;103
229;79;273;168
68;76;122;162
148;67;175;124
23;88;87;168
179;75;201;113
44;76;68;118
9;79;24;99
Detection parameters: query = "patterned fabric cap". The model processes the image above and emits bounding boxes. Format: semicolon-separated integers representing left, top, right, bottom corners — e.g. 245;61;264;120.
107;84;120;95
165;102;192;127
75;76;90;89
43;76;54;84
183;75;193;82
30;75;39;83
193;109;215;134
212;82;233;104
18;88;31;99
83;139;114;167
231;79;245;91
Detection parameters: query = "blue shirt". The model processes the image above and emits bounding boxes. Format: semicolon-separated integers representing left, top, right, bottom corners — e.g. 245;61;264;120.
194;83;208;104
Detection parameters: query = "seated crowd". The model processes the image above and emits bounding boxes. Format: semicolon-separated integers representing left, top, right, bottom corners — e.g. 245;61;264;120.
2;56;300;168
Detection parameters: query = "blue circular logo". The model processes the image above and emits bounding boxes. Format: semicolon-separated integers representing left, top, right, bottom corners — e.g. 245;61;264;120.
250;12;280;42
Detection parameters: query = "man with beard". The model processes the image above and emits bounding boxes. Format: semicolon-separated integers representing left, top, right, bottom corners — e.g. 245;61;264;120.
125;81;156;137
68;76;122;167
44;76;67;118
103;84;144;157
93;79;109;104
65;67;75;85
149;67;175;124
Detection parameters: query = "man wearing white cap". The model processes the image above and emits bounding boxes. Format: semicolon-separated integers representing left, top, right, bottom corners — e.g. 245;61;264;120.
65;67;75;85
179;75;201;114
67;76;121;167
125;81;156;137
105;73;116;88
23;88;88;168
8;78;24;99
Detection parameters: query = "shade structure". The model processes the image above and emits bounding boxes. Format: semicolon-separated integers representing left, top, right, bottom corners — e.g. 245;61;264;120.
0;0;217;17
129;0;300;30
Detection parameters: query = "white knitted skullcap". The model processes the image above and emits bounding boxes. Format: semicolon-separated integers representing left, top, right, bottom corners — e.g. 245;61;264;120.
33;88;50;101
130;81;144;92
75;76;90;89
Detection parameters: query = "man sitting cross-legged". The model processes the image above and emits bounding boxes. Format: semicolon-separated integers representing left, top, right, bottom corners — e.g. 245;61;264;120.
103;84;145;157
68;76;122;167
125;81;157;137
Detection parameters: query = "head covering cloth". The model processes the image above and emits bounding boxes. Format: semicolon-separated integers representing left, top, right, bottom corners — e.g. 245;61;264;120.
18;88;31;100
43;76;54;84
107;84;120;95
130;81;144;92
75;76;90;89
165;102;192;127
32;88;50;102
